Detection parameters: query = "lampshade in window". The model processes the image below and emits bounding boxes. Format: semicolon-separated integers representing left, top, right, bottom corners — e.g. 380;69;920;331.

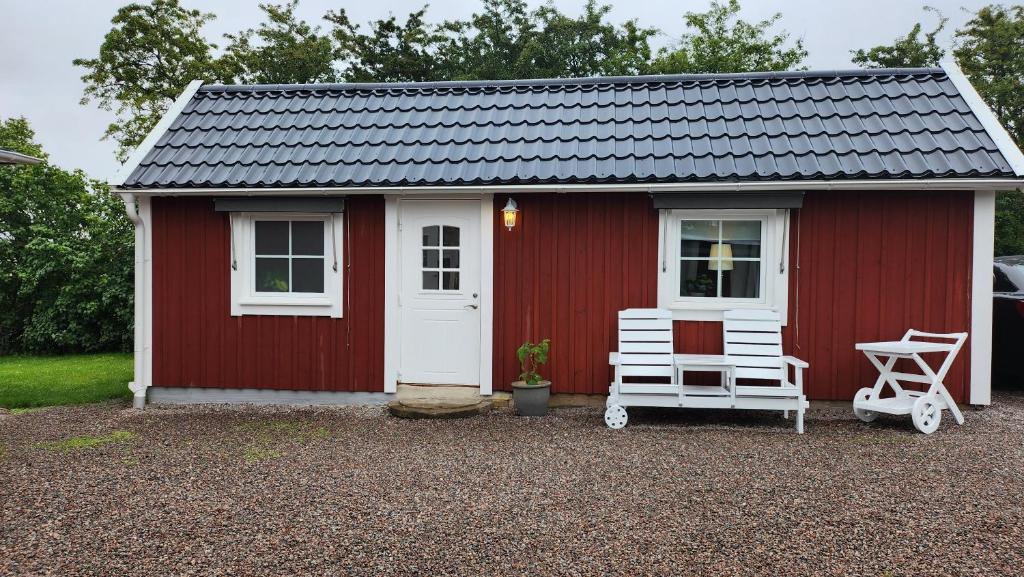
708;243;734;271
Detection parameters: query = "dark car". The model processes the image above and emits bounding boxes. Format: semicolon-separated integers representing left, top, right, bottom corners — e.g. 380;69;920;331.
993;256;1024;386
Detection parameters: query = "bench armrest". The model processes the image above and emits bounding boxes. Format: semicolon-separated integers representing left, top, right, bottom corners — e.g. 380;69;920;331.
782;355;809;369
609;352;620;366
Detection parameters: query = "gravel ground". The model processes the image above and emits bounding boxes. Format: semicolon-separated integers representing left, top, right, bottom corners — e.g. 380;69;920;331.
2;393;1022;577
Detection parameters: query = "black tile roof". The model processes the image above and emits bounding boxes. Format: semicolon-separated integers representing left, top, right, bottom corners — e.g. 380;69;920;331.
121;68;1017;189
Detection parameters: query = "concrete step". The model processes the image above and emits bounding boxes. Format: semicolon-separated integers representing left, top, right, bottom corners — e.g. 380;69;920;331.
387;399;492;419
389;383;494;419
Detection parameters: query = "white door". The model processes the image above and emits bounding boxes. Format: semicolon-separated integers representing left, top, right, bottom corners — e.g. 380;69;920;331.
399;200;481;385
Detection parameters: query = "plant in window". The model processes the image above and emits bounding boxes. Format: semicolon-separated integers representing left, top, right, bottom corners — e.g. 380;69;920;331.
512;338;552;416
258;270;289;292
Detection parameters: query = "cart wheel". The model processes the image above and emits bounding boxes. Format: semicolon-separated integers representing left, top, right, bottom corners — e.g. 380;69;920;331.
853;387;878;423
912;396;942;434
604;405;628;429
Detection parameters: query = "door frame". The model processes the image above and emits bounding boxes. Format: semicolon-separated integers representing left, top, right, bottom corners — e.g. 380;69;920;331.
383;194;493;395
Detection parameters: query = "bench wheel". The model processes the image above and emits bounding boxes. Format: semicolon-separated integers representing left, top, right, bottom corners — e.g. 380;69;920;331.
853;387;878;423
604;405;628;429
912;396;941;434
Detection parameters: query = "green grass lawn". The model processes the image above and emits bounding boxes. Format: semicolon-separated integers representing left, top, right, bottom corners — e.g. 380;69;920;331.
0;353;133;409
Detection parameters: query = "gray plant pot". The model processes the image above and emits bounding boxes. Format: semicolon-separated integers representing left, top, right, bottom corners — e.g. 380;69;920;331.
512;380;551;416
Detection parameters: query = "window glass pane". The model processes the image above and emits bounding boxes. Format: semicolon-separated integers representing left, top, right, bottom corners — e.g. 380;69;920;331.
255;221;289;255
292;221;324;256
998;263;1024;291
679;259;718;297
422;271;439;290
722;261;760;298
255;258;289;292
422;226;439;247
443;226;460;247
422;249;439;268
292;258;324;293
680;220;718;258
442;249;459;268
443;271;460;290
722;220;761;258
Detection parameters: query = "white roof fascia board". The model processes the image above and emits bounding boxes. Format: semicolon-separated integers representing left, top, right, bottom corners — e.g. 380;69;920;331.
0;149;43;165
111;177;1024;196
111;79;204;187
942;59;1024;177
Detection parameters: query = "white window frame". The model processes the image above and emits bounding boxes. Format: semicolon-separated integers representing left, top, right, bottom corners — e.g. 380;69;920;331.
657;208;789;323
230;212;343;318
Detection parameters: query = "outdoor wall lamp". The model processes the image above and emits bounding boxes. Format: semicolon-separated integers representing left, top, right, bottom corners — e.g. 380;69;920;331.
502;198;519;230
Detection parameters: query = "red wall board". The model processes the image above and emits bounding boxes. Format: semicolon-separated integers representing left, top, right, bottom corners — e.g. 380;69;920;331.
491;190;974;401
151;196;385;391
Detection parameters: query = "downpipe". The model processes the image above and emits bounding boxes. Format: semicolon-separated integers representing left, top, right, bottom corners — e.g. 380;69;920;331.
120;193;147;409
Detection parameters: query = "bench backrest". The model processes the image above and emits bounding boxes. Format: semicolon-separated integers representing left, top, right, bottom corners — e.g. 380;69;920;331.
618;308;675;383
723;309;784;381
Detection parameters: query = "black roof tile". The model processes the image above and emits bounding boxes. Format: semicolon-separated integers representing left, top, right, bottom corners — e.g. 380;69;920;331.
121;69;1016;189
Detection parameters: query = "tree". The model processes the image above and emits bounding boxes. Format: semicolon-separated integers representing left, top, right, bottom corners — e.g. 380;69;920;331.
436;0;539;80
954;5;1024;146
0;118;133;354
328;0;657;82
851;7;947;68
74;0;220;161
994;190;1024;256
220;0;337;84
954;5;1024;257
520;0;655;78
649;0;806;74
327;6;447;83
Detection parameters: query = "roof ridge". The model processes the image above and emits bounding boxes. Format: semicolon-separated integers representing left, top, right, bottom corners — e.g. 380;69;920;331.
199;68;946;93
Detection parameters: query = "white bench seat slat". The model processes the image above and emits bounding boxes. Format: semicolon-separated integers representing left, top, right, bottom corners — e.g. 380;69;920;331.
736;384;801;398
618;309;673;319
735;367;786;380
619;354;674;366
620;365;675;377
620;318;674;331
619;341;674;354
725;343;783;356
619;330;673;342
729;355;784;368
724;320;782;333
725;331;782;344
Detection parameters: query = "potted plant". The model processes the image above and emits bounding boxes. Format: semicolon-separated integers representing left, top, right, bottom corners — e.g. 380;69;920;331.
512;339;551;416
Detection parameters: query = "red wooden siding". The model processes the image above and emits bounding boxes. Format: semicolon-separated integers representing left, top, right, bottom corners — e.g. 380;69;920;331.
492;190;974;401
492;192;660;395
151;190;973;401
786;190;974;402
151;196;385;391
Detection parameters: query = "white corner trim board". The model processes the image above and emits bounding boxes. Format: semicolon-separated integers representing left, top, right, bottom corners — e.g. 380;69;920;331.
970;190;996;405
382;197;399;393
942;59;1024;177
119;193;154;409
112;79;204;187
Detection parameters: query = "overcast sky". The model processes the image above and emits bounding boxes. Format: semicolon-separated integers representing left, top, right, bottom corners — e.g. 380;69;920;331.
0;0;996;182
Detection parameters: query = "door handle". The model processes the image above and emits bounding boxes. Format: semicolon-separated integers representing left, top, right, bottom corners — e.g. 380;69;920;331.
465;304;478;310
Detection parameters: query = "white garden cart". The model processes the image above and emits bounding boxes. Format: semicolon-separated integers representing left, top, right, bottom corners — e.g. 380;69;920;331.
853;330;968;434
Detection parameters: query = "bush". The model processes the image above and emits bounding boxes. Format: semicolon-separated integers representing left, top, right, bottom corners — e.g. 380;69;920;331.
996;190;1024;257
0;117;133;354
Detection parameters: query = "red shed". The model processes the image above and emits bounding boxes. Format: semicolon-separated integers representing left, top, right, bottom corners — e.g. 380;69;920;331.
112;65;1024;410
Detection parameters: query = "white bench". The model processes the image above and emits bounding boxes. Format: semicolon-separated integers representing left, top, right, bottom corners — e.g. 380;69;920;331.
607;308;809;433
